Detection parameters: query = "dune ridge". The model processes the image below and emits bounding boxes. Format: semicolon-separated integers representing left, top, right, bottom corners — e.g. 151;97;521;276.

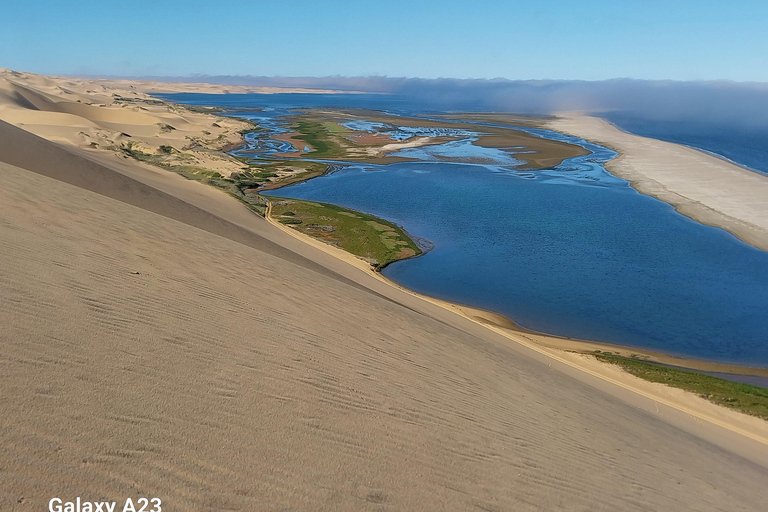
0;68;252;178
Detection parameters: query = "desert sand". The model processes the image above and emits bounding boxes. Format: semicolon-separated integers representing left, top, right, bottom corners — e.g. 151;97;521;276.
2;72;768;510
90;77;362;95
0;68;255;178
548;113;768;252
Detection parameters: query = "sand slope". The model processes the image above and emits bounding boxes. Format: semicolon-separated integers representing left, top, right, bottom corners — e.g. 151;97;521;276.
2;106;768;511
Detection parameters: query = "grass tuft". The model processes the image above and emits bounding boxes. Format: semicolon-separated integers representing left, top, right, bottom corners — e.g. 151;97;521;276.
593;352;768;420
292;121;345;158
267;197;422;268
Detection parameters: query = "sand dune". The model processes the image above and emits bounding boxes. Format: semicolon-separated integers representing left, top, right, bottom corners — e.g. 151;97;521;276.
2;79;157;124
0;68;250;177
2;73;768;510
89;77;363;95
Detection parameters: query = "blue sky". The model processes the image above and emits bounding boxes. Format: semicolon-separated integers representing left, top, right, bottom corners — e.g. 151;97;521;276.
2;0;766;81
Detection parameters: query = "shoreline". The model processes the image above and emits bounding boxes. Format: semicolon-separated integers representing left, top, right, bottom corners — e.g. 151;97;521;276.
265;196;424;269
601;116;768;178
260;196;768;447
547;113;768;253
253;113;768;379
263;196;768;379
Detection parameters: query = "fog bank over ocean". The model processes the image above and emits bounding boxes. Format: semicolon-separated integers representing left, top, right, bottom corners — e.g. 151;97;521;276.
134;75;768;127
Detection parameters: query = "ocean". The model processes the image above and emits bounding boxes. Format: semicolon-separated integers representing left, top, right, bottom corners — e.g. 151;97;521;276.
601;111;768;176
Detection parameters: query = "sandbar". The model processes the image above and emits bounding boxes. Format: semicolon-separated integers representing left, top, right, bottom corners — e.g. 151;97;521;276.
548;113;768;252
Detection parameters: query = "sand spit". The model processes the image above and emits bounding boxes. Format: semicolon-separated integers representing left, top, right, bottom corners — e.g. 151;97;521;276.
2;73;768;510
362;135;435;157
548;114;768;252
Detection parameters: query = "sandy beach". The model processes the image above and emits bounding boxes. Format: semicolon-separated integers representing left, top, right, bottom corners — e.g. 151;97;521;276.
548;113;768;252
2;71;768;510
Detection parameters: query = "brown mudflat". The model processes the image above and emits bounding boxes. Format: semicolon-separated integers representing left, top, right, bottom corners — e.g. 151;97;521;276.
355;111;589;169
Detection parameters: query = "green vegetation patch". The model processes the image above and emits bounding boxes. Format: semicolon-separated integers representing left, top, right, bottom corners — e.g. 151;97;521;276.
255;160;330;190
267;198;422;268
181;104;224;114
119;140;331;219
321;121;346;134
292;121;345;158
173;167;267;216
230;169;278;189
239;126;265;135
593;352;768;420
119;142;156;163
119;142;267;216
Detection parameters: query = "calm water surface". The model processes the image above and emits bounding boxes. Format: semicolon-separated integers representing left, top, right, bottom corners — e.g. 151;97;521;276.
269;160;768;366
160;93;768;366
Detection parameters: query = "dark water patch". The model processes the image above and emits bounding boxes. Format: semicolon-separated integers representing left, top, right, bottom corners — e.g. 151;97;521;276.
156;92;452;116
